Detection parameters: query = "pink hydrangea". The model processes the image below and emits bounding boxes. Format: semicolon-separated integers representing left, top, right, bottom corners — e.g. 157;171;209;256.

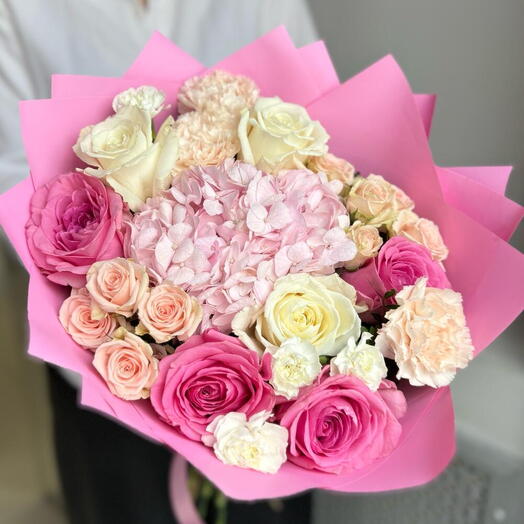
127;160;356;331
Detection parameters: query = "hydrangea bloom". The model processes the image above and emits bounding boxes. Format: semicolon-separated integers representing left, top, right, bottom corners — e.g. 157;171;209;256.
127;160;356;330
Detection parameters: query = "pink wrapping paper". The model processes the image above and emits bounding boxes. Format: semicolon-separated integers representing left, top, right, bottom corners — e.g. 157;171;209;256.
1;27;523;500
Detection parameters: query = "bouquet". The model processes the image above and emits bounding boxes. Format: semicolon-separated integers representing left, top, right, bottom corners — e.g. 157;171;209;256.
1;27;523;507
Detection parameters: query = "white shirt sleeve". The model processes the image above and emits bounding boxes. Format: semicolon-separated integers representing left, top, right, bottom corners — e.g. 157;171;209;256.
0;1;37;193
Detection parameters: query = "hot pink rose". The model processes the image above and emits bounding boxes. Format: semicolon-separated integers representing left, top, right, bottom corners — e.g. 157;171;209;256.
275;371;406;473
93;330;158;400
376;236;450;292
25;172;129;287
342;260;388;321
150;329;275;440
59;288;117;350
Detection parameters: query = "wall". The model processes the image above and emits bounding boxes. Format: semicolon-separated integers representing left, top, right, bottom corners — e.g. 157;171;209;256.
309;0;523;248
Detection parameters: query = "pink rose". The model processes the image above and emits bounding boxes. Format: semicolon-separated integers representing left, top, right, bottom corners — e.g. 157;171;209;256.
86;258;149;317
59;288;117;350
137;282;203;343
342;261;388;322
25;172;129;287
93;330;158;400
150;329;275;440
275;371;406;473
376;236;450;292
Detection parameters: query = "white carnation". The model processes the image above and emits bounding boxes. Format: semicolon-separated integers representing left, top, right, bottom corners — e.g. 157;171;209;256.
269;338;321;399
330;332;387;391
203;411;288;474
112;86;166;117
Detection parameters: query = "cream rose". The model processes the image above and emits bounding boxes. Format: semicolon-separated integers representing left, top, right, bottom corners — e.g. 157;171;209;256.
74;106;178;211
375;277;474;387
177;70;259;118
86;258;149;318
93;328;158;400
268;338;322;399
346;174;414;228
136;282;202;343
307;153;355;188
344;220;383;270
59;288;117;350
112;86;166;117
330;332;387;391
238;97;329;173
203;411;288;474
391;209;448;262
174;111;240;172
233;273;363;356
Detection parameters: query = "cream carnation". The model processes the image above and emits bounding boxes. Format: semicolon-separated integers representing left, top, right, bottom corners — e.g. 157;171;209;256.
177;70;259;118
330;332;387;391
346;174;414;228
59;288;117;349
238;97;329;173
391;210;448;262
375;277;474;387
307;153;355;188
203;411;288;474
137;282;202;343
268;338;322;399
174;111;239;172
233;273;364;356
344;220;383;270
86;258;149;318
112;86;166;117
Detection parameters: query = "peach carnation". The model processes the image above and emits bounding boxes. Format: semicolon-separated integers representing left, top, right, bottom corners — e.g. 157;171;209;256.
375;277;474;387
177;70;259;118
59;288;117;349
391;209;448;262
174;111;240;172
137;282;202;343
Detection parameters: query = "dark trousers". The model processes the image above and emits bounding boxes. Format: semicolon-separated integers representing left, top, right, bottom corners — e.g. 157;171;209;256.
47;366;311;524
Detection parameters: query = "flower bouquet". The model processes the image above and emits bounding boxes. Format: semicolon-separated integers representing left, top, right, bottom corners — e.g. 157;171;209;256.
1;27;523;511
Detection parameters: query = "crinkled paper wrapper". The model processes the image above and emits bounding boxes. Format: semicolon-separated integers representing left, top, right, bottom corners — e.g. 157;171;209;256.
1;27;523;500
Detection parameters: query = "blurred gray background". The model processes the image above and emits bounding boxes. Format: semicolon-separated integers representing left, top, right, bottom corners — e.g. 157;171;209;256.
309;2;524;523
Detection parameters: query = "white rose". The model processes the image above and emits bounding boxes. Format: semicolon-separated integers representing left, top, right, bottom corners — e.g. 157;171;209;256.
74;106;178;211
330;332;387;391
268;338;321;399
203;411;288;474
233;273;364;356
112;86;166;117
238;97;329;173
